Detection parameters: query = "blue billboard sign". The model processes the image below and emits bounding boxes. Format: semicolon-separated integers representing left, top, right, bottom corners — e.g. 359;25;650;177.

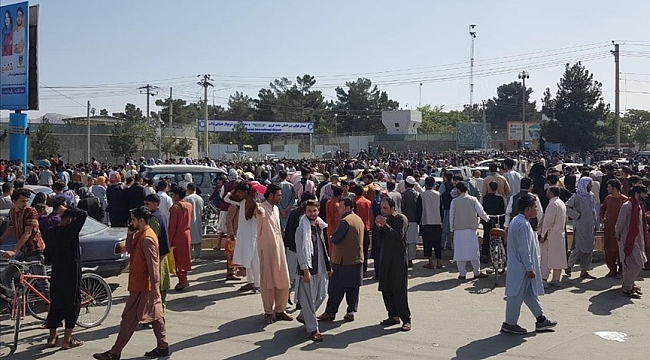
0;1;29;110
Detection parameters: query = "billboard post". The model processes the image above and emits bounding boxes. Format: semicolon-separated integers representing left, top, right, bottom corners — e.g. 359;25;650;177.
9;112;27;168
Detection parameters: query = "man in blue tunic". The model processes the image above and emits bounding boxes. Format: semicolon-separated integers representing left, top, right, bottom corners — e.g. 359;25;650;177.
502;194;557;335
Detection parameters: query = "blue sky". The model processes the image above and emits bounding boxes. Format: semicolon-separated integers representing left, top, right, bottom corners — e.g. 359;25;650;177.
10;0;650;119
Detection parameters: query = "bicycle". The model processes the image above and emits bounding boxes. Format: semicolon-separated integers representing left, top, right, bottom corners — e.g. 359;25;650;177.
202;202;219;235
0;254;112;356
487;214;508;286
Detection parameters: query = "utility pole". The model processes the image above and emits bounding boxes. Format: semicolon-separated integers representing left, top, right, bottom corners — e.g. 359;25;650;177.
198;74;213;159
482;100;487;153
169;87;173;130
138;84;159;125
518;70;529;147
158;110;162;160
87;100;91;163
419;83;422;108
612;42;620;151
469;24;477;109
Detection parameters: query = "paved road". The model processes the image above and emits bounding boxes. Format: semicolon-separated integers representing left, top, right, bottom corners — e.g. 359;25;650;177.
2;255;649;360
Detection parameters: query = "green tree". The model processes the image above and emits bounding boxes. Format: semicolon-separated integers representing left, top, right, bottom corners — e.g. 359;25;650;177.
541;62;609;150
334;78;399;133
173;138;193;157
417;105;465;133
31;117;59;159
230;120;251;148
108;103;150;159
227;92;255;120
484;81;539;129
625;109;650;150
107;121;138;159
99;108;108;116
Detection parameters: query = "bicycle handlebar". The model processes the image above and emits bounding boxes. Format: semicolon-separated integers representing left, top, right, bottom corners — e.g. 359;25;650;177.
0;250;44;268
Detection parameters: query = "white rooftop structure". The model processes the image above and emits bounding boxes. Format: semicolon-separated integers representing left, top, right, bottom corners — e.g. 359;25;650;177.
381;110;421;135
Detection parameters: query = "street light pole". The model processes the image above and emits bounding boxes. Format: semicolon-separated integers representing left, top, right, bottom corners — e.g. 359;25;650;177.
518;70;529;147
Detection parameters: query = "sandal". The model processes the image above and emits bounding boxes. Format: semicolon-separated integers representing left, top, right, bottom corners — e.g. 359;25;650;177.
93;351;121;360
380;317;400;326
423;264;436;269
401;323;412;332
317;313;335;321
144;347;170;357
226;274;241;281
61;338;84;350
41;335;59;349
296;315;305;324
264;314;274;324
622;290;641;299
309;330;323;342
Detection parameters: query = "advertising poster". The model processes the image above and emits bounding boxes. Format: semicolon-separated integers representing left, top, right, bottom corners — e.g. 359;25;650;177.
507;121;541;142
0;1;29;110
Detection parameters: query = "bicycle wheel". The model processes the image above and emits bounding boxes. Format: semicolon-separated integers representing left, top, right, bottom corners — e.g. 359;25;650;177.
499;243;508;273
76;273;112;328
11;290;22;356
490;240;500;283
25;280;48;321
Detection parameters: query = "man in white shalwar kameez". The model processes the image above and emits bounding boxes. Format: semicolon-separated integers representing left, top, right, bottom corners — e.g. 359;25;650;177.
502;194;557;335
566;177;599;279
539;187;567;287
295;199;330;342
225;182;261;293
449;182;490;279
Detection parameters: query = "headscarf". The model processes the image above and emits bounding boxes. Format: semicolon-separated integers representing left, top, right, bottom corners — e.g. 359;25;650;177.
77;186;92;200
228;169;238;181
576;177;592;199
109;172;121;184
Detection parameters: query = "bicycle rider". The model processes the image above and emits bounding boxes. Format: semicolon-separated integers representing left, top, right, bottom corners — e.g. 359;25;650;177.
481;181;506;263
0;188;48;304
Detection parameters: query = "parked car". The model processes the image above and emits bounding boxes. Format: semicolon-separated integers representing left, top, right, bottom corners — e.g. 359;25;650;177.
0;185;129;278
141;165;227;199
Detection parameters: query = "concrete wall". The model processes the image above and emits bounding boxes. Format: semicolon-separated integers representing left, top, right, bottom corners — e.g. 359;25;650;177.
0;124;198;164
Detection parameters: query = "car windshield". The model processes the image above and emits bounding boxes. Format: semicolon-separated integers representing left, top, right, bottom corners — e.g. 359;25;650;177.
148;172;216;187
80;216;107;237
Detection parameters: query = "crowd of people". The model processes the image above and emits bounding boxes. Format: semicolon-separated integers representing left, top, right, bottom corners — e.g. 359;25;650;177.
0;147;648;356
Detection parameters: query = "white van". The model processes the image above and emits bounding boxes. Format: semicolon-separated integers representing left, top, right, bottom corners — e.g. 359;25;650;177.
141;165;226;198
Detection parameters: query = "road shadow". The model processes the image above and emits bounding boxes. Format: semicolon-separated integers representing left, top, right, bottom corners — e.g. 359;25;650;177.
451;332;535;360
300;323;400;351
588;288;634;316
171;314;265;354
409;277;464;292
222;327;307;360
567;277;615;294
165;289;242;312
464;279;500;295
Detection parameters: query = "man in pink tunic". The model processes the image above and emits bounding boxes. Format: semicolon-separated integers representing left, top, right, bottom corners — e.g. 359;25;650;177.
257;184;293;324
169;186;193;291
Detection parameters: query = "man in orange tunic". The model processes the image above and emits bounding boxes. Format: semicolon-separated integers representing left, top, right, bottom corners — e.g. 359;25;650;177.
168;186;193;290
325;186;343;241
600;179;628;278
93;207;168;360
257;184;293;324
353;186;373;276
